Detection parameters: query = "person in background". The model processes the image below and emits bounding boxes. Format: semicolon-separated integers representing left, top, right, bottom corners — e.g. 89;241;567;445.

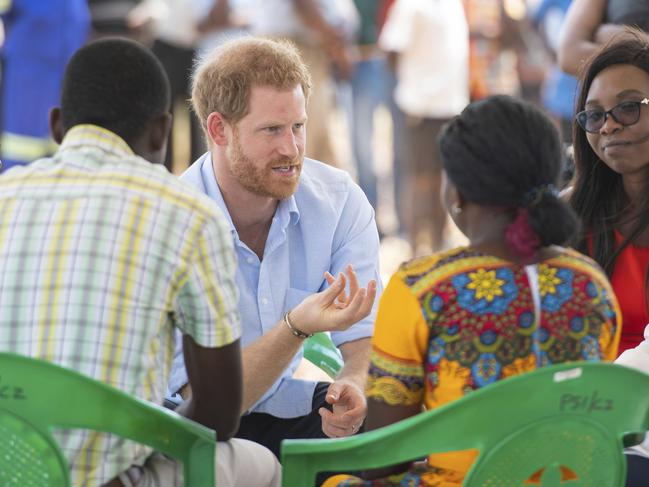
87;0;157;43
249;0;358;167
463;0;520;100
151;0;242;173
349;0;403;234
0;37;282;487
379;0;469;255
324;95;621;487
0;0;89;172
570;29;649;354
558;0;649;76
168;37;380;461
532;0;579;144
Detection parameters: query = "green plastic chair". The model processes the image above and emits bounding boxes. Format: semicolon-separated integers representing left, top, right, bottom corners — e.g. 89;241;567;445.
303;332;343;378
0;352;216;487
281;362;649;486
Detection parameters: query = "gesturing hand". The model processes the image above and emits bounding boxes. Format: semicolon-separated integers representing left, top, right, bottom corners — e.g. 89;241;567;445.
319;379;367;438
289;264;377;336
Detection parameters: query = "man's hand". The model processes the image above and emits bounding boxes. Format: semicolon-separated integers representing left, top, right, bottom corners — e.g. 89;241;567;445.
289;264;376;335
324;37;356;80
319;379;367;438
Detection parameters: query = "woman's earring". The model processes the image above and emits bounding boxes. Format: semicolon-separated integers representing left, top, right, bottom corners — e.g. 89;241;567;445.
451;205;462;216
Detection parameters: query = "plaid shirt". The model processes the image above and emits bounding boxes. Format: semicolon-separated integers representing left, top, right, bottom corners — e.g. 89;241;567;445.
0;125;240;485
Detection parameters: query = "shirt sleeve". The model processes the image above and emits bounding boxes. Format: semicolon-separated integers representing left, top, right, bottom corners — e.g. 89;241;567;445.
329;180;382;347
616;324;649;371
366;273;429;406
175;210;241;348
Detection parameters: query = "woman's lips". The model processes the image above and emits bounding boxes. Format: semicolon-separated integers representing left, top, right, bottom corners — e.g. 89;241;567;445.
603;140;633;150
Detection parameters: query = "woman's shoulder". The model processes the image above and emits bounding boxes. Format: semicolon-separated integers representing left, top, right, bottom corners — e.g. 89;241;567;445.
543;246;613;286
396;246;486;275
394;246;511;291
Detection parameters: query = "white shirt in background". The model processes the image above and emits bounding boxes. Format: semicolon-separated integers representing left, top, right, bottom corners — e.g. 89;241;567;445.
250;0;358;44
379;0;469;118
148;0;213;47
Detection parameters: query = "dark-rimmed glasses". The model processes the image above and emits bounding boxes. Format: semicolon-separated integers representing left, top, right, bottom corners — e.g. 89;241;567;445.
576;98;649;133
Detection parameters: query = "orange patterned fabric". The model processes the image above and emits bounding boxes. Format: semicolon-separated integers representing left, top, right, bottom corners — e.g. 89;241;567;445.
331;247;620;486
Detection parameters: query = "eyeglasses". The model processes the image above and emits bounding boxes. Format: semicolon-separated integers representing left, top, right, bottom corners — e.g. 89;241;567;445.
576;98;649;133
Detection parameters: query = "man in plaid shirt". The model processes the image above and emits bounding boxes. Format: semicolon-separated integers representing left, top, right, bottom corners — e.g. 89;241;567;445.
0;38;281;486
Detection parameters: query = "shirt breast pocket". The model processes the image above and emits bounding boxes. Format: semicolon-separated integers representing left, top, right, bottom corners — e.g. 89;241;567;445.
283;287;313;315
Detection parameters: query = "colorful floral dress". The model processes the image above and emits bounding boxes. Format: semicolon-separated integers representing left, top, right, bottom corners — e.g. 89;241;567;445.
328;247;621;487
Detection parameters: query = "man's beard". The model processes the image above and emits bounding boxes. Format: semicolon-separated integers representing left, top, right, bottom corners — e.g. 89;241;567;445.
228;133;302;200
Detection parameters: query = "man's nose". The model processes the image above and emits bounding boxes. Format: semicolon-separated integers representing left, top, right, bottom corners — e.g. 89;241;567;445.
278;130;300;159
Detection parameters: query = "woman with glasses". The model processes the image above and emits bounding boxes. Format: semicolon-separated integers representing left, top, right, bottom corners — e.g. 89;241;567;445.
571;29;649;356
323;95;621;487
571;32;649;484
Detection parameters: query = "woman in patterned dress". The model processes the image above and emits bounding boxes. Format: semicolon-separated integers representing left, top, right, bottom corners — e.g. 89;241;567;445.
325;95;621;487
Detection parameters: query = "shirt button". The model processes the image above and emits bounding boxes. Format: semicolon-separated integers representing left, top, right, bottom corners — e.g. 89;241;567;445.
246;257;255;264
261;298;269;306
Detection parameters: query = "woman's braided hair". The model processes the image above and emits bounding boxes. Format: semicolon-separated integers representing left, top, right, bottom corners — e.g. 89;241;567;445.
439;95;579;259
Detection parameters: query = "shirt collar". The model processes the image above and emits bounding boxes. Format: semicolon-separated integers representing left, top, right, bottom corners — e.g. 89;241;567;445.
59;124;135;158
199;153;301;232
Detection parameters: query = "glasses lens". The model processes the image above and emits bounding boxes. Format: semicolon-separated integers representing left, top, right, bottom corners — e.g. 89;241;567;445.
577;109;605;133
611;101;641;125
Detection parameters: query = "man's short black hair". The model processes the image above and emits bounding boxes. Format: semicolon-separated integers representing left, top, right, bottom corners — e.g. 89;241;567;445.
61;37;171;144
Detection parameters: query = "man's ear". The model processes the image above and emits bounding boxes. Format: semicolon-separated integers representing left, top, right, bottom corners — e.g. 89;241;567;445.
206;112;230;146
49;107;64;144
148;112;173;152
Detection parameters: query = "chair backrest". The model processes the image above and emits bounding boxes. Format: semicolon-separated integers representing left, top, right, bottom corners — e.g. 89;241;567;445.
303;332;343;378
0;352;216;487
281;362;649;486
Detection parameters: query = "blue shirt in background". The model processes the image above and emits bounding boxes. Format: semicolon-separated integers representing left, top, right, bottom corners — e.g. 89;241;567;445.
532;0;578;121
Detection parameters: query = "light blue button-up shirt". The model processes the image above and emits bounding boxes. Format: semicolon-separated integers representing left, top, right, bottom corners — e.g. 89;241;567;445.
168;153;381;418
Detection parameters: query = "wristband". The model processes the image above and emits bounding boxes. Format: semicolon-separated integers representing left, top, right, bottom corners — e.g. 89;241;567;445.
283;311;313;339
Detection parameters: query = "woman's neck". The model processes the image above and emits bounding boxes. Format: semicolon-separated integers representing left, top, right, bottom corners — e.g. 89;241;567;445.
465;210;515;260
464;209;561;264
622;172;649;207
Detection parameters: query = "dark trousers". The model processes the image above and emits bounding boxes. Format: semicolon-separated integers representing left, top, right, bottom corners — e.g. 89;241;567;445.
626;454;649;487
234;382;331;459
235;382;347;486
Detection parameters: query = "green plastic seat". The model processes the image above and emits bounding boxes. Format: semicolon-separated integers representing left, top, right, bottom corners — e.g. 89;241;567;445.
303;332;343;378
0;352;216;487
281;362;649;486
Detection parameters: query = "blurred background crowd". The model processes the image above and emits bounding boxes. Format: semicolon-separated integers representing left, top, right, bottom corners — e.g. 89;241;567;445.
0;0;609;276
